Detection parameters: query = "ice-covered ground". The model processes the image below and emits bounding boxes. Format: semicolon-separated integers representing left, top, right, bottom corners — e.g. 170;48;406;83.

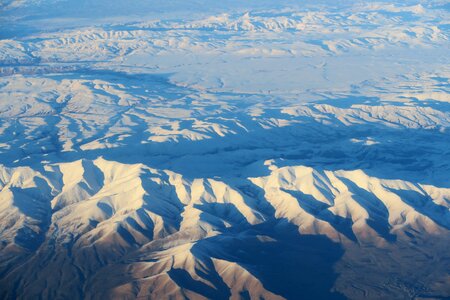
0;0;449;299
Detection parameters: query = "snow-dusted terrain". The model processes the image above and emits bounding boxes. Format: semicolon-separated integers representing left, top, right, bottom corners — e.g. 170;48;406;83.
0;0;449;299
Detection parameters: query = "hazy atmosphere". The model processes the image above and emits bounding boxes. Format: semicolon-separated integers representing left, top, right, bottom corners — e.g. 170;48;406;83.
0;0;449;299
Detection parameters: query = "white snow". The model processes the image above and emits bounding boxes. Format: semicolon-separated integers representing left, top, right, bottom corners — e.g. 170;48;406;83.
0;0;449;299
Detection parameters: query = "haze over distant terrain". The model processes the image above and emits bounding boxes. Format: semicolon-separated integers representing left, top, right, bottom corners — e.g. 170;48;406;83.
0;0;449;299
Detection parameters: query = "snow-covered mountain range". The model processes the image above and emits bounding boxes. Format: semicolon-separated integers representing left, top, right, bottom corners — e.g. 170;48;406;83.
0;0;449;299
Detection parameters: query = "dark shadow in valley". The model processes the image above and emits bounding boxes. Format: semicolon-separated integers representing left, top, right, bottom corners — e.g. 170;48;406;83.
10;177;53;251
1;70;450;299
234;178;277;218
283;189;358;242
8;114;447;188
195;202;251;229
386;187;450;230
336;176;397;242
190;220;346;300
168;268;230;300
1;70;449;190
140;168;185;234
